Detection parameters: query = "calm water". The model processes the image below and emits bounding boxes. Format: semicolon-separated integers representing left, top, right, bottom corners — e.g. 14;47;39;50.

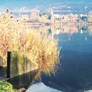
0;21;92;92
7;24;92;92
41;25;92;92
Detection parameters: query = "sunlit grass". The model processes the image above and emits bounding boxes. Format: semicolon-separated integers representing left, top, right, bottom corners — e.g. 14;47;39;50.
0;10;60;79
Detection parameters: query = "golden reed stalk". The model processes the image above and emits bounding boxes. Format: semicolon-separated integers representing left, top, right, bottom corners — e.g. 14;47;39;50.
0;10;60;79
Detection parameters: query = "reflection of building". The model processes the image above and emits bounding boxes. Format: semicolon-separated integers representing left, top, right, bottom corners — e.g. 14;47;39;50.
88;11;92;23
55;23;78;35
88;26;92;36
53;14;78;35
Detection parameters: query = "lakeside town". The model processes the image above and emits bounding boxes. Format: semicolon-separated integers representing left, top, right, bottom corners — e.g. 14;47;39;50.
13;8;92;34
0;8;92;36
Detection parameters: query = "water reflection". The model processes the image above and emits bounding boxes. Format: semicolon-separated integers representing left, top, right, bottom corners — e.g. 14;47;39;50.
8;70;38;89
0;16;92;91
41;23;92;92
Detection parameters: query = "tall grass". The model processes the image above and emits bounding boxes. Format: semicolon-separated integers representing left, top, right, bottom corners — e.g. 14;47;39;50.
0;10;59;79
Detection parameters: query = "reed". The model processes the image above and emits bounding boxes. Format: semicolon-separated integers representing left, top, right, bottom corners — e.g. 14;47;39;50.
0;10;59;79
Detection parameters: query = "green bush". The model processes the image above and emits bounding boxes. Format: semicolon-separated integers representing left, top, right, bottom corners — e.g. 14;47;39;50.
0;81;17;92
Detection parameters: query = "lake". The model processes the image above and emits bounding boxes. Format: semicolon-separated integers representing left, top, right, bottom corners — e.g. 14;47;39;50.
0;15;92;92
8;22;92;92
40;24;92;92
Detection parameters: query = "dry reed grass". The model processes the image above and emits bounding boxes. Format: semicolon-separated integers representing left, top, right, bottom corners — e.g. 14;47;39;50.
0;10;60;79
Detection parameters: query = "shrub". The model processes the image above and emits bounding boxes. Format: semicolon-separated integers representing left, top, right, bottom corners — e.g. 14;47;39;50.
0;81;17;92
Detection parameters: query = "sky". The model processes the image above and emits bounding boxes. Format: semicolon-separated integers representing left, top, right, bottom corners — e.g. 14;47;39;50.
0;0;92;11
0;0;92;8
